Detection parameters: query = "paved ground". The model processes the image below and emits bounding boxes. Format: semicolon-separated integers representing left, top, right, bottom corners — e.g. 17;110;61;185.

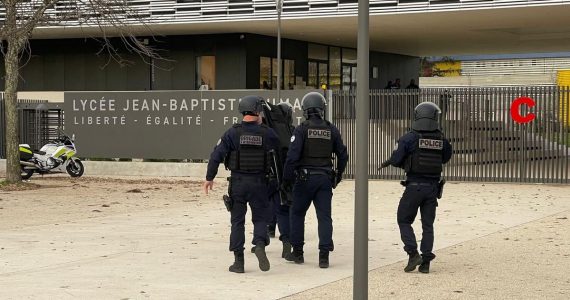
288;210;570;300
0;175;569;299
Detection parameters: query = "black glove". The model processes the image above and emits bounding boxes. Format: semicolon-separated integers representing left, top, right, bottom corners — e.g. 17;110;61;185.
281;180;293;192
380;161;391;169
332;175;342;189
336;175;342;186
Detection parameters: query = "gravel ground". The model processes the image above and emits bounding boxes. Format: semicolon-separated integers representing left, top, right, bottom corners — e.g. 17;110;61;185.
0;175;209;230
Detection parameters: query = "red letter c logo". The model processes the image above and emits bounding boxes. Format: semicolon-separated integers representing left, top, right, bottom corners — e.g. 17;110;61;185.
511;97;535;124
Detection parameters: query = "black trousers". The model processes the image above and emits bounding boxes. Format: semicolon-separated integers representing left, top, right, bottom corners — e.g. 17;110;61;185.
397;183;438;261
290;174;334;252
229;175;271;252
269;185;291;242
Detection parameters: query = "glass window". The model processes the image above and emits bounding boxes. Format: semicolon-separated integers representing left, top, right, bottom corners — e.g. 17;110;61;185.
260;57;271;89
260;57;296;90
342;48;357;64
272;58;280;89
308;61;318;88
351;66;357;90
284;59;295;90
308;43;328;61
196;56;216;90
342;65;351;91
329;47;341;90
319;63;328;88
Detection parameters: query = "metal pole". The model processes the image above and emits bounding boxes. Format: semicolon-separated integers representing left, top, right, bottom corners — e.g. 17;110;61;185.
354;0;369;298
276;0;282;101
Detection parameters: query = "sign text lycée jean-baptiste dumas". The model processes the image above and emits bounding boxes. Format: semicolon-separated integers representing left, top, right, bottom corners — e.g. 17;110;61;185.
71;96;308;126
63;90;318;159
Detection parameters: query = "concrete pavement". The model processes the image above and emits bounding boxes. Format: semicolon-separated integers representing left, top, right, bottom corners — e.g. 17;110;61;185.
1;177;569;299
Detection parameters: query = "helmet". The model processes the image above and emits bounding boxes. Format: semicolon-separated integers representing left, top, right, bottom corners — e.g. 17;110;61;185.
301;92;326;119
412;102;441;132
277;102;293;125
239;95;264;116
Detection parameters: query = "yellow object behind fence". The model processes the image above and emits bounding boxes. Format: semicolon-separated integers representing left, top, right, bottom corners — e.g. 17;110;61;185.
557;70;570;125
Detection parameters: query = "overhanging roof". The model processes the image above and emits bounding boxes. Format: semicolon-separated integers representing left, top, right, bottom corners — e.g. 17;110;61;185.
33;5;570;57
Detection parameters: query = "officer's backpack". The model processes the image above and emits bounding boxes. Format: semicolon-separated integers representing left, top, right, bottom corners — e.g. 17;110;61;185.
262;102;295;205
262;103;294;157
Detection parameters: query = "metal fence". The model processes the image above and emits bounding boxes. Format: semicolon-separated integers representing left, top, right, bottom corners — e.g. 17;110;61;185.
3;88;570;184
331;87;570;184
0;98;63;158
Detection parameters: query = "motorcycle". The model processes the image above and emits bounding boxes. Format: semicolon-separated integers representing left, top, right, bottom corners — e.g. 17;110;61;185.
19;133;85;179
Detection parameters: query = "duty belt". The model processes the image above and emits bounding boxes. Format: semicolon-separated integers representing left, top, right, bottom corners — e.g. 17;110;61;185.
230;175;268;183
407;182;436;186
306;170;331;176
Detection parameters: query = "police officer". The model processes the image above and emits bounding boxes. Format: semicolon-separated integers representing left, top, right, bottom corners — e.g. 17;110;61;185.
282;92;348;268
203;95;280;273
272;102;295;257
381;102;452;274
252;102;295;257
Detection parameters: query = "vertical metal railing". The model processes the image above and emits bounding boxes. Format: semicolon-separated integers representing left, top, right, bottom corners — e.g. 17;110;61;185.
331;87;570;184
0;99;63;158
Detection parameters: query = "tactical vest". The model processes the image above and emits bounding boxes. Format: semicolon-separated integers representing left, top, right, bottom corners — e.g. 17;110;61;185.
405;131;444;176
299;119;333;168
226;124;268;172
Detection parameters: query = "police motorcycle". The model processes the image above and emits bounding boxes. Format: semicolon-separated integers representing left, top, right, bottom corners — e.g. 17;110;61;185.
19;133;84;180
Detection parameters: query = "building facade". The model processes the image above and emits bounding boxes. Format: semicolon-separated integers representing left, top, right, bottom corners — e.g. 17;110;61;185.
421;54;570;87
3;0;570;92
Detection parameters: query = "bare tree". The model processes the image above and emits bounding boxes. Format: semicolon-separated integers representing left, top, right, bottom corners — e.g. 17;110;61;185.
1;0;157;183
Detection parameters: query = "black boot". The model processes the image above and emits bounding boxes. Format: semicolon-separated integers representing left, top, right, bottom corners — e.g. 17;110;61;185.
250;245;256;253
419;260;430;273
229;251;244;273
254;242;270;272
282;241;292;259
285;247;304;264
404;251;422;272
319;251;329;269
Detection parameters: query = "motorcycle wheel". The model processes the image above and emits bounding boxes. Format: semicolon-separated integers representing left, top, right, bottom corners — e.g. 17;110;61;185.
66;159;84;178
21;166;34;180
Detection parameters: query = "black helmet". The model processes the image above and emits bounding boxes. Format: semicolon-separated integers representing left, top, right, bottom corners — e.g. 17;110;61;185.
301;92;326;119
277;102;293;125
412;102;441;132
239;95;264;116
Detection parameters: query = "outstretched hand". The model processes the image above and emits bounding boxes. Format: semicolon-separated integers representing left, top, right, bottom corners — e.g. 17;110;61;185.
334;175;342;188
203;180;214;195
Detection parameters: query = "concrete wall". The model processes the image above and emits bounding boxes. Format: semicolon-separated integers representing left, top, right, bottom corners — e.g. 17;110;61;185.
1;34;419;92
1;34;248;92
18;92;64;102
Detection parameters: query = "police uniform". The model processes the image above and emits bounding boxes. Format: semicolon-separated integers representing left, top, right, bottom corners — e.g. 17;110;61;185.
282;92;348;268
268;172;292;257
268;102;296;258
384;102;452;273
205;96;280;273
